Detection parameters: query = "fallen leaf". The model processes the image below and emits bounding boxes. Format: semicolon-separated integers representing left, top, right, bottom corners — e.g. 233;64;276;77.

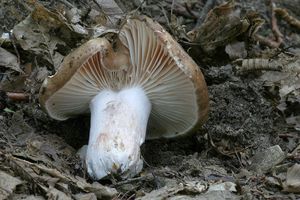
225;41;247;60
13;15;65;69
188;0;250;54
0;170;23;199
283;164;300;193
249;145;286;173
74;193;97;200
47;186;72;200
0;47;23;73
208;181;237;192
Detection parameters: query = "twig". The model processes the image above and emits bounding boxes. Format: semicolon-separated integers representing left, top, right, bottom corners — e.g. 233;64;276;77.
126;193;135;200
1;90;29;102
234;148;244;168
9;34;21;66
278;133;299;139
254;34;281;48
133;0;146;13
255;0;285;48
254;34;280;48
275;8;300;30
159;4;173;34
6;92;29;101
270;0;283;46
170;0;175;17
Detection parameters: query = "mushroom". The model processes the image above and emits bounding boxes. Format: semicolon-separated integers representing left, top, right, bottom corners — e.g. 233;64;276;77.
39;16;209;180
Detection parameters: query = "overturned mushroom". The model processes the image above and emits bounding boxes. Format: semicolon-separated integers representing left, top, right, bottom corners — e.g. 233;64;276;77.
39;16;209;180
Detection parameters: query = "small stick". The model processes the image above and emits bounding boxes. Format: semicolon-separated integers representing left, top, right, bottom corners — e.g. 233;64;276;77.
275;8;300;30
254;34;281;48
270;1;283;46
6;92;29;101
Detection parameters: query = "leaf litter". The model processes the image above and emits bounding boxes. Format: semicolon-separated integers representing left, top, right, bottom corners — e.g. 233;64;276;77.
0;0;299;199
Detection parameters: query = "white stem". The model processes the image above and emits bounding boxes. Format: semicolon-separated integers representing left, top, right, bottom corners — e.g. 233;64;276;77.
86;87;151;180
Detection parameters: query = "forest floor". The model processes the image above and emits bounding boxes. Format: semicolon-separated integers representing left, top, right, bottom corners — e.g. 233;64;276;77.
0;0;299;199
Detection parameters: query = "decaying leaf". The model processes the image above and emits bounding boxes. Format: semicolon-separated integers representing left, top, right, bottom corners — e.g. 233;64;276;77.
4;154;118;199
187;0;265;59
0;170;23;199
290;144;300;160
188;0;254;55
46;186;72;200
225;41;247;60
207;181;237;192
93;0;125;25
13;14;65;69
0;47;23;73
136;181;185;200
8;111;34;144
10;194;45;200
259;51;300;131
188;0;246;53
74;193;97;200
136;180;207;200
182;181;207;194
249;145;285;173
283;164;300;193
12;2;89;70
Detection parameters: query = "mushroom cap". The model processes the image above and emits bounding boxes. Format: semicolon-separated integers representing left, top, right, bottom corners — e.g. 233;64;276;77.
39;16;209;139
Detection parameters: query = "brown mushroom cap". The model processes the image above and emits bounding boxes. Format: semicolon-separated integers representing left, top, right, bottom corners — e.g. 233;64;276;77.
39;16;209;139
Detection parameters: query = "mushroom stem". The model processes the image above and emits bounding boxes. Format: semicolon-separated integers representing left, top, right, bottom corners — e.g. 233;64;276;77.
86;87;151;180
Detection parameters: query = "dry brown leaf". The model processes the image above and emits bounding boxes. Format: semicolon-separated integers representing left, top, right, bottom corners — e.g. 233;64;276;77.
225;41;247;60
249;145;285;173
283;164;300;193
0;47;23;73
12;2;90;70
46;186;72;200
13;15;65;69
275;8;300;30
207;181;236;192
188;0;250;54
6;151;115;198
93;0;124;26
10;194;45;200
74;193;97;200
0;170;23;199
136;179;207;200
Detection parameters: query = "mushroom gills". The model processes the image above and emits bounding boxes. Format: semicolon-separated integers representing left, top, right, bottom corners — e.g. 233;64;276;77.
85;86;151;179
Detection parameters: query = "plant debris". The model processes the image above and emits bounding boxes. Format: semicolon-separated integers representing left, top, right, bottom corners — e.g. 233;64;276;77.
0;47;23;73
249;145;286;174
283;164;300;193
0;170;23;199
